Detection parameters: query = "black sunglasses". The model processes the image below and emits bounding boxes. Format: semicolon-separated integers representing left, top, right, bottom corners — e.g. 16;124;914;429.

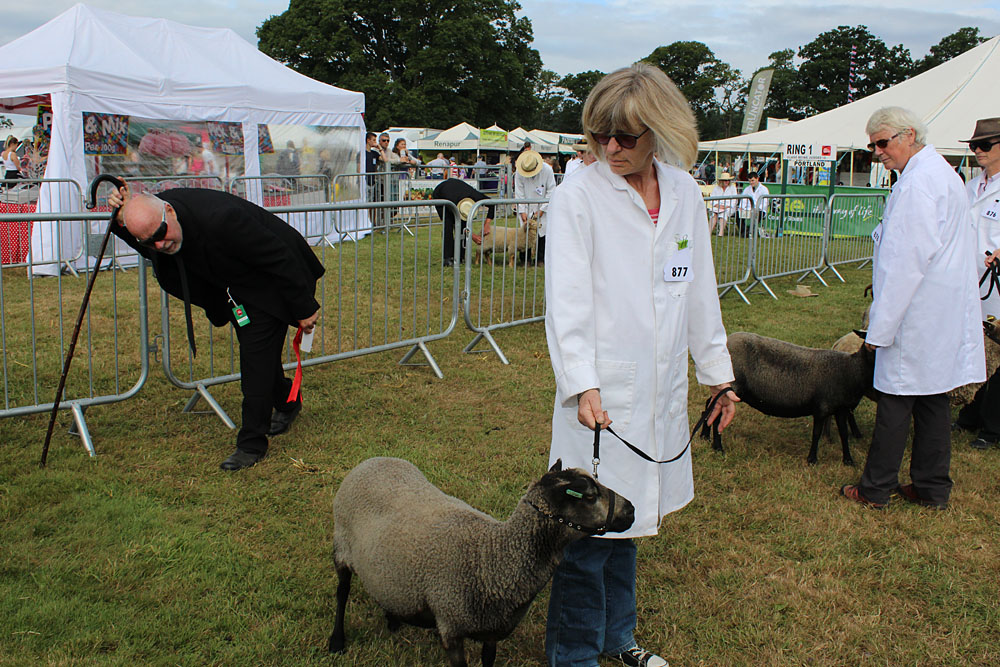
970;139;1000;153
867;133;900;152
593;128;649;150
137;207;169;248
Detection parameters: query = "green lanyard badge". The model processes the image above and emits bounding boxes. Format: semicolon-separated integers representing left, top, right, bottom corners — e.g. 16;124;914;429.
227;288;250;327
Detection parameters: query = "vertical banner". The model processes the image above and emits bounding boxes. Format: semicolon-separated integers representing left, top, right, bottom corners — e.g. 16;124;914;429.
741;68;774;135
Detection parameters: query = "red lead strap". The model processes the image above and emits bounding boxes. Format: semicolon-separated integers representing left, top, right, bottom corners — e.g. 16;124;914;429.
287;327;304;403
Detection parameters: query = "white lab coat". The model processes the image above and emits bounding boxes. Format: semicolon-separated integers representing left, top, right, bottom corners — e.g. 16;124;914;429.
563;158;584;179
545;159;734;539
515;164;557;236
868;145;986;395
709;183;738;218
966;171;1000;320
740;183;770;215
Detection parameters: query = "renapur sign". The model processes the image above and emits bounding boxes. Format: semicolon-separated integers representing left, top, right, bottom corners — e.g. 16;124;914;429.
783;142;838;168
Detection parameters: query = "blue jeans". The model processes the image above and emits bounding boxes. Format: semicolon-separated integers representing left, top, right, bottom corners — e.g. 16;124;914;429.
546;537;637;667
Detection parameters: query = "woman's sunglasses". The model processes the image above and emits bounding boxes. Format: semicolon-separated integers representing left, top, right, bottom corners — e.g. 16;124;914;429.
970;139;1000;153
592;128;649;150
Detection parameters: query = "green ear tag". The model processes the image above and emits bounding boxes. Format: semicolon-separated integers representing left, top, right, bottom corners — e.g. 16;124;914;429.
565;489;583;499
232;304;250;327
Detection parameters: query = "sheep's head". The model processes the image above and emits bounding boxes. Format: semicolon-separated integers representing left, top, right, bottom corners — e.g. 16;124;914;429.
527;460;635;535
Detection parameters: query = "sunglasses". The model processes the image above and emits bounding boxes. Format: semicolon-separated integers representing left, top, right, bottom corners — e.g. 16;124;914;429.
137;207;169;249
593;128;649;150
970;139;1000;153
867;133;900;152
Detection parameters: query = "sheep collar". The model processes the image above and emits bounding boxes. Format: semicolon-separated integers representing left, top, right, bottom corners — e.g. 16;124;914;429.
524;491;616;536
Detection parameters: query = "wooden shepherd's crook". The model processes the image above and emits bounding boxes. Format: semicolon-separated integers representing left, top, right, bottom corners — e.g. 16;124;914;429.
40;174;126;467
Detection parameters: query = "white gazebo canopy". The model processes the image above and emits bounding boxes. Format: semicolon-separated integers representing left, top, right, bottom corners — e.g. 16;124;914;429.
0;3;365;274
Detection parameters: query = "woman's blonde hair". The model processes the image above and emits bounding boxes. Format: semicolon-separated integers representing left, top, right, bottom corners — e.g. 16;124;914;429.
582;62;699;169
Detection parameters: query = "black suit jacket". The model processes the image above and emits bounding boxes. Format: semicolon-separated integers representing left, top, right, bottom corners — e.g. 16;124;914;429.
112;188;324;327
431;179;496;220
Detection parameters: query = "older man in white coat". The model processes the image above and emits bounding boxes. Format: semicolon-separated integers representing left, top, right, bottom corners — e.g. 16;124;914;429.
841;107;985;510
514;149;557;264
955;117;1000;449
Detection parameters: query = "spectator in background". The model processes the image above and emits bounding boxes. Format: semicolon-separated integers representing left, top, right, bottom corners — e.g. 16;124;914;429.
2;136;22;185
739;172;770;237
427;153;449;178
514;149;556;265
708;172;738;236
563;142;587;178
955;117;1000;450
842;106;985;510
201;142;219;177
277;140;300;176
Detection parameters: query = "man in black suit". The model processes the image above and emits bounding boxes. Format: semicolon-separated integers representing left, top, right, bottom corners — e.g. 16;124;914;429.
431;178;495;266
108;185;324;471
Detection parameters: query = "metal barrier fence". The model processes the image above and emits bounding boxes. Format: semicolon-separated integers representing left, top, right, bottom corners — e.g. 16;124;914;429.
704;195;755;304
461;198;548;364
821;193;886;281
745;194;830;299
2;178;87;273
125;175;227;194
157;199;463;428
230;175;333;245
0;177;894;454
0;209;151;455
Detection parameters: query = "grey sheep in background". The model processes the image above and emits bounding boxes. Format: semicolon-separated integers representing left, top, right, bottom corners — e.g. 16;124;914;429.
328;456;635;667
703;331;876;465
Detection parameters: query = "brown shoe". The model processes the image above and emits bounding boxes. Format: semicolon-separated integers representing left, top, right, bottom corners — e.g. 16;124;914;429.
896;484;947;510
840;484;887;509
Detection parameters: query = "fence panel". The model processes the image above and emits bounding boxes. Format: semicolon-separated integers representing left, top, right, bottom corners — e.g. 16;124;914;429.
822;192;886;281
2;179;87;272
461;198;547;364
158;199;462;426
746;194;830;299
0;209;151;455
230;175;332;244
703;194;755;304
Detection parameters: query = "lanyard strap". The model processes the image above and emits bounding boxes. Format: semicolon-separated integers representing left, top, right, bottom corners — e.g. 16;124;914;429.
980;255;1000;301
591;386;734;478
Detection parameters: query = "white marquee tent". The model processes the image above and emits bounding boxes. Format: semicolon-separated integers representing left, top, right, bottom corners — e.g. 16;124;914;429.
0;3;365;275
700;35;1000;159
418;122;481;152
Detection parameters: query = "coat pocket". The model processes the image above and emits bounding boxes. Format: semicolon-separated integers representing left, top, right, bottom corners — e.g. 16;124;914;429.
595;359;637;430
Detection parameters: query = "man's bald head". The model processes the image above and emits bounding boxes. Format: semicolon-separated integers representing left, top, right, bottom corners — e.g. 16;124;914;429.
122;193;183;254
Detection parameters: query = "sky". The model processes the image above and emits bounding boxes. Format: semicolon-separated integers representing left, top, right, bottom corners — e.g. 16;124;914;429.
3;0;1000;80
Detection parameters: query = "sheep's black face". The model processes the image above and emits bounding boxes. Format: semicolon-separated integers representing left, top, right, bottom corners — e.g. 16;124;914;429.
538;465;635;535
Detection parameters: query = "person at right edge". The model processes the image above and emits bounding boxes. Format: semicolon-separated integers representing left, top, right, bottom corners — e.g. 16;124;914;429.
544;63;738;667
841;107;985;510
954;117;1000;450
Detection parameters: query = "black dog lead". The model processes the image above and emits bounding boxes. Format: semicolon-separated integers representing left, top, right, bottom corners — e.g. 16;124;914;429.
590;386;735;478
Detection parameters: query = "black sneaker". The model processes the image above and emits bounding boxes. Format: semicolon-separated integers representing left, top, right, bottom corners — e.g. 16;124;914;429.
609;646;669;667
970;437;995;450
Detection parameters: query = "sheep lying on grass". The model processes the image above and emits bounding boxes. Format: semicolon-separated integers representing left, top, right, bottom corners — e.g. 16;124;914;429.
703;331;875;465
474;219;539;266
329;456;635;667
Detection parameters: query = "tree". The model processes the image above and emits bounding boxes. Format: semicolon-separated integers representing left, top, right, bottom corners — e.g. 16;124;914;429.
913;27;988;73
793;26;912;116
555;70;604;132
756;49;803;122
256;0;542;131
642;41;743;137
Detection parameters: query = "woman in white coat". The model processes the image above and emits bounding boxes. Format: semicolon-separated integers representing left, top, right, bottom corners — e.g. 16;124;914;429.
842;107;985;510
544;63;738;667
955;117;1000;448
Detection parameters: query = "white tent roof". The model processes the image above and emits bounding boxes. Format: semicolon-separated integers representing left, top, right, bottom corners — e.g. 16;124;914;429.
531;129;584;154
418;122;480;151
509;127;559;153
700;36;1000;158
0;3;365;274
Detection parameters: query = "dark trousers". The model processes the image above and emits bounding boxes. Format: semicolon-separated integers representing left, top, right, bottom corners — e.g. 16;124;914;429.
956;367;1000;442
232;305;297;455
859;393;952;505
441;210;466;263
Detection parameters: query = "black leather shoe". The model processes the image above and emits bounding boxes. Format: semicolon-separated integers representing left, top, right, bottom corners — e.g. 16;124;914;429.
268;401;302;436
443;258;454;267
220;449;265;471
970;437;995;450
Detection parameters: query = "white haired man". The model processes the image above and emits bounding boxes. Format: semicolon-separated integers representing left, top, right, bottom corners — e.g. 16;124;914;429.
842;107;985;509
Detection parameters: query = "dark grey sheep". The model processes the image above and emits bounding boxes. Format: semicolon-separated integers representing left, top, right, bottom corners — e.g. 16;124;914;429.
703;331;876;465
328;456;635;667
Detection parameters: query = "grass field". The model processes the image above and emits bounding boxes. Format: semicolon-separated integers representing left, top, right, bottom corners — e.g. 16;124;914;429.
1;236;998;665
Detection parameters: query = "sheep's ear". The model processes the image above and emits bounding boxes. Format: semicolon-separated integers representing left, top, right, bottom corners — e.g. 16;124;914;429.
549;459;563;472
853;329;867;339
